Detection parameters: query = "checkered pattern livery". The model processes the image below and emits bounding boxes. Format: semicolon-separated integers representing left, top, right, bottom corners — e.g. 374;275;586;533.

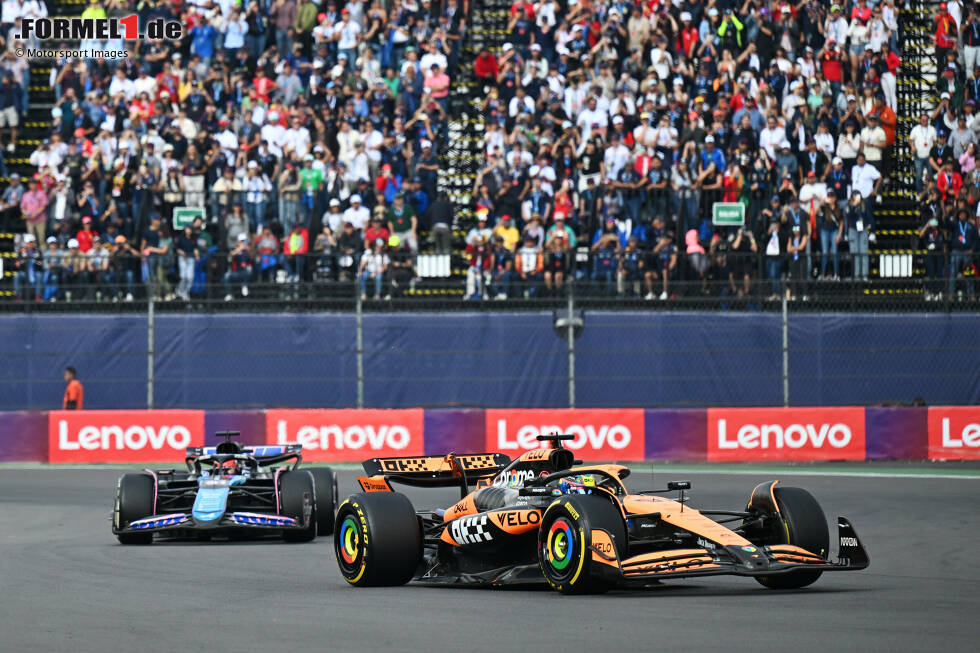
449;515;491;545
459;455;498;470
381;458;433;473
377;454;505;475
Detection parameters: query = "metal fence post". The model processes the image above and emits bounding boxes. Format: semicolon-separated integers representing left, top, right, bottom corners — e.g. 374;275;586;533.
355;278;364;409
147;294;155;409
567;281;575;409
781;291;789;407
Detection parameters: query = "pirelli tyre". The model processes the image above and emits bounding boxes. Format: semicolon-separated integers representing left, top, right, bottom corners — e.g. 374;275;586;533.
756;486;829;589
279;470;317;543
538;494;626;595
114;473;155;545
307;467;338;536
334;492;422;587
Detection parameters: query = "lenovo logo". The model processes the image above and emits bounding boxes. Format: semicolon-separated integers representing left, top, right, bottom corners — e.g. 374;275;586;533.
275;421;411;451
927;408;980;460
707;408;865;462
939;418;980;447
485;410;645;460
265;409;425;462
48;410;205;463
58;421;192;451
716;419;853;450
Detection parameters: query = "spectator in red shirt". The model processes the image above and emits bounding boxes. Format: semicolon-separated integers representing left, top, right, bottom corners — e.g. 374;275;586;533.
935;2;958;69
936;160;962;202
821;40;845;98
283;222;309;284
76;216;97;253
363;213;390;248
678;12;699;57
474;47;499;84
253;68;277;104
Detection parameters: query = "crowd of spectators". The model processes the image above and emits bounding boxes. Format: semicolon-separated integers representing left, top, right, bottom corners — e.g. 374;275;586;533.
1;0;978;302
4;0;461;301
464;0;907;300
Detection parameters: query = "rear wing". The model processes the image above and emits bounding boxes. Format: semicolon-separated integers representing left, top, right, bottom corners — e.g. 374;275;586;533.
186;445;303;457
359;453;511;498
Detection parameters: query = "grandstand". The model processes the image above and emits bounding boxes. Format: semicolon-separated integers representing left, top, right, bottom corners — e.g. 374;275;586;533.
0;0;977;308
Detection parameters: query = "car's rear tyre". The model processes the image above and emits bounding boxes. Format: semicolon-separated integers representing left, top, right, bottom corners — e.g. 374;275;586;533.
756;486;829;589
279;470;317;543
334;492;421;586
538;494;626;594
307;467;338;536
115;473;155;545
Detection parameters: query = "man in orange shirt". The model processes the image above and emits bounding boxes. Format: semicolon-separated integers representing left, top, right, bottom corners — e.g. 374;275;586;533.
63;366;83;410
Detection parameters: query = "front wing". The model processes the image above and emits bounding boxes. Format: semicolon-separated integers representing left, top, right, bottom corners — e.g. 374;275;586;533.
113;511;309;536
599;516;869;585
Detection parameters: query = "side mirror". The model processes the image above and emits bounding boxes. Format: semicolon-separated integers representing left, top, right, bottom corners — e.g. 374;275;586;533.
667;481;691;491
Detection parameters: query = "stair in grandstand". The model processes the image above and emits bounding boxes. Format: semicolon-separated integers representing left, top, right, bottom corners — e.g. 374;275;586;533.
870;0;938;291
429;0;509;291
0;1;85;294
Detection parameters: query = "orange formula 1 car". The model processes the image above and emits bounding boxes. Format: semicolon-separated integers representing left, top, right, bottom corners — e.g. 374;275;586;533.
334;434;869;594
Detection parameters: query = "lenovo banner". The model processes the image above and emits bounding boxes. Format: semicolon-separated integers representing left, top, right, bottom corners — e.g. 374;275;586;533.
48;410;205;463
927;407;980;460
707;407;866;462
485;409;645;461
265;409;425;462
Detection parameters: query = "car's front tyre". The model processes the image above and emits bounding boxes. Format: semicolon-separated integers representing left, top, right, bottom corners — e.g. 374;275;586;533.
756;486;829;589
114;473;155;545
334;492;421;586
279;470;317;543
538;494;626;594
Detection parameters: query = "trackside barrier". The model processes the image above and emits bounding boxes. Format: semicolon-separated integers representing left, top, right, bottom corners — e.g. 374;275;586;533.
0;407;976;464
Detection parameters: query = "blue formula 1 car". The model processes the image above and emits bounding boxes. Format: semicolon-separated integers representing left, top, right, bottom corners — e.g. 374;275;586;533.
111;432;336;544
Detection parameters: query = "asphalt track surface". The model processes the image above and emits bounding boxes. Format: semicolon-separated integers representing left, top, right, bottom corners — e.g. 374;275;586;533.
1;466;977;652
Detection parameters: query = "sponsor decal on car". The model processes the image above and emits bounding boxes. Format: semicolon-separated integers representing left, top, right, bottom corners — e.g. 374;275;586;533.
485;409;645;461
48;410;204;463
927;407;980;460
266;409;424;462
706;408;865;462
449;514;492;545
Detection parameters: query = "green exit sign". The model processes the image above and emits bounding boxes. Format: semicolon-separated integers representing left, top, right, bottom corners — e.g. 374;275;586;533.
712;202;745;226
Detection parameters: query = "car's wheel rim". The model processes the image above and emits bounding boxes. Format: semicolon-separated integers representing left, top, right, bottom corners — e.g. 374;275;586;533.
544;517;576;576
338;515;362;570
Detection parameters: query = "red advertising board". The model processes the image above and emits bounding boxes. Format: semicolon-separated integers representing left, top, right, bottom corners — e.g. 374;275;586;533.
265;409;425;462
48;410;205;463
485;409;645;461
706;407;866;462
927;407;980;460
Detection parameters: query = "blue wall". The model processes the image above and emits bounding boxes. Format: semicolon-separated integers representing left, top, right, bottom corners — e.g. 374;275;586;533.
1;311;977;410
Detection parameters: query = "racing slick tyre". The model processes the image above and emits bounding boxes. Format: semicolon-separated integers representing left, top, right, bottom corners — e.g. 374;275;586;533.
307;467;338;536
538;494;626;595
279;470;318;543
756;486;829;590
114;473;155;545
334;492;422;587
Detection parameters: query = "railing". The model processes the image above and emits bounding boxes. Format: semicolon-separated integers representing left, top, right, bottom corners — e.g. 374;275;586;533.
2;248;977;313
